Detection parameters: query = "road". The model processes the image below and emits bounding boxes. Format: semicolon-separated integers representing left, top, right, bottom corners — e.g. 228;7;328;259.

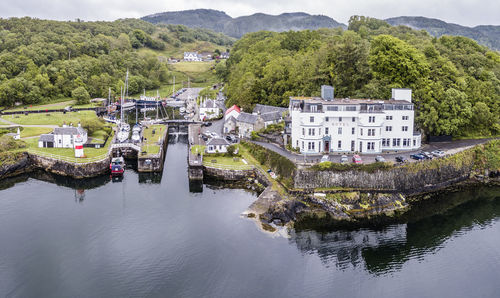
251;138;493;165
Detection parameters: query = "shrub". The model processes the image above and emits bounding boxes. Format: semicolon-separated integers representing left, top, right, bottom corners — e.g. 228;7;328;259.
241;140;296;177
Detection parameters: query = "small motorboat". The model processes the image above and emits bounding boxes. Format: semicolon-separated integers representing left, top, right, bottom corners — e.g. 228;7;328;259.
110;156;125;176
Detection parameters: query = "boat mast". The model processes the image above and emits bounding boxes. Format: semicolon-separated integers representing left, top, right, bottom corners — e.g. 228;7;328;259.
172;76;175;98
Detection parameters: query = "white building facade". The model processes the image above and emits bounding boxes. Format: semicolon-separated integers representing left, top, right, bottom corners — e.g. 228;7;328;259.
184;52;202;62
290;87;421;154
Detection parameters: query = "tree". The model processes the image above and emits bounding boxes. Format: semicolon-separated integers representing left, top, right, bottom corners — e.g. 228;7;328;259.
72;86;90;104
80;118;105;135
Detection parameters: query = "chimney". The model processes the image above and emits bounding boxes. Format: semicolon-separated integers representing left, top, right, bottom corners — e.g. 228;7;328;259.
321;85;334;101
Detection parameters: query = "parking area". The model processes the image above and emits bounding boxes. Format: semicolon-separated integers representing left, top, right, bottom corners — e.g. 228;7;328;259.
252;138;493;165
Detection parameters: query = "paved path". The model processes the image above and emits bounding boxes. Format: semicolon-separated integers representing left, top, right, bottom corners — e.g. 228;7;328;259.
251;138;493;165
0;118;58;128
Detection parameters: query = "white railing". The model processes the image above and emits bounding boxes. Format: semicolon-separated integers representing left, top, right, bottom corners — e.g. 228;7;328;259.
112;143;141;151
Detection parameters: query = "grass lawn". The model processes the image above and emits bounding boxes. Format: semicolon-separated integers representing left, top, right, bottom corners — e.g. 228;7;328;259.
23;131;114;162
4;99;75;112
191;145;206;155
202;155;253;170
20;127;53;138
1;111;98;126
141;125;165;156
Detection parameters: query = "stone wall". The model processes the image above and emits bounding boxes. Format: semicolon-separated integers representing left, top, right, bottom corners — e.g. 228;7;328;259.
28;153;111;179
0;152;31;180
294;163;473;194
203;166;255;181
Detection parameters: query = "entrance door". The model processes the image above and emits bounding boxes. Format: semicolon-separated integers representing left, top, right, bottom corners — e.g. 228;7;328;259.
324;141;330;152
359;141;362;153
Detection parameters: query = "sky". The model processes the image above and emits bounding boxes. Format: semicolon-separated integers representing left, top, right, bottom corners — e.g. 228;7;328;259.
0;0;499;27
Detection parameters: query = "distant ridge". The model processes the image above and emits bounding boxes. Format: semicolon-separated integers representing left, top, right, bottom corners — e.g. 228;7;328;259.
142;9;346;38
385;16;500;50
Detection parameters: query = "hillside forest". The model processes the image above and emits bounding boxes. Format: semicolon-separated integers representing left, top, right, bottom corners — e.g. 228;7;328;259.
223;16;500;137
0;17;233;107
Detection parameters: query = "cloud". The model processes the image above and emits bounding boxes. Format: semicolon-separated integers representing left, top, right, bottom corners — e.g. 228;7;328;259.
0;0;498;27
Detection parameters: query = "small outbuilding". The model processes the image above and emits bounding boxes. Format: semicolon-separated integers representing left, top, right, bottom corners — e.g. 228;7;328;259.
206;138;230;154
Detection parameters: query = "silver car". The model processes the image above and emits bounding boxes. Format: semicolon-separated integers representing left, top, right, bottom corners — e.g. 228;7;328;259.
340;155;349;164
432;150;445;157
375;155;386;162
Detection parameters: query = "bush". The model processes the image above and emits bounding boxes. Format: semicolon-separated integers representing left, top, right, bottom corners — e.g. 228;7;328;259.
241;140;296;178
310;161;393;173
80;118;105;135
0;135;26;153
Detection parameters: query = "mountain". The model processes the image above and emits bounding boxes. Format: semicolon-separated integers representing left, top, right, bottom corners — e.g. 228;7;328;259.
142;9;346;38
385;16;500;50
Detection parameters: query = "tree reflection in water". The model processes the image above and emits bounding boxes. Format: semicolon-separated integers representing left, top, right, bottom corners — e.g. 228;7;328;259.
289;186;500;275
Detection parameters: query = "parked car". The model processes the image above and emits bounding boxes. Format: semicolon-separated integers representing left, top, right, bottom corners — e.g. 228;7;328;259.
225;135;232;142
421;151;433;159
375;155;386;162
395;156;408;163
204;122;212;127
431;150;445;158
340;155;349;164
352;155;363;164
321;155;329;163
410;153;425;160
201;135;208;141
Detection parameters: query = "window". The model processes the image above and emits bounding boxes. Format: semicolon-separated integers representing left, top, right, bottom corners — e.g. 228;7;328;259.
338;140;342;149
310;105;317;112
352;117;356;122
302;128;305;136
382;138;387;147
308;128;315;136
325;117;329;122
351;140;355;151
319;128;322;135
346;106;356;111
308;142;315;150
402;115;409;120
327;106;338;111
396;138;401;146
368;116;375;123
301;141;304;150
339;117;342;122
352;127;355;135
296;140;299;147
368;129;375;136
367;142;375;150
402;126;408;132
413;139;416;146
360;128;363;136
392;138;397;147
385;126;392;132
310;116;314;122
386;115;393;120
338;127;342;135
325;127;329;135
403;139;411;147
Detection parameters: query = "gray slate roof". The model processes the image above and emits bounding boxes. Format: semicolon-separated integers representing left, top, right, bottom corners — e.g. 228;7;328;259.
54;126;86;135
207;138;230;146
39;134;54;142
253;104;287;115
260;111;282;122
237;112;259;124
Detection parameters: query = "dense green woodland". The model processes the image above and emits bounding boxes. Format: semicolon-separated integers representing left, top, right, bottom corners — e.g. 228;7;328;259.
224;16;500;137
0;18;233;106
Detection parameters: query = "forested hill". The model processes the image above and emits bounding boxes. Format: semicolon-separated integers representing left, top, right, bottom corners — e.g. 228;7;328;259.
142;9;346;38
386;16;500;51
223;16;500;138
0;17;233;107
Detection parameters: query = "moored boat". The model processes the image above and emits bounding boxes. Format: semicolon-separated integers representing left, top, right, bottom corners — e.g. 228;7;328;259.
110;157;125;175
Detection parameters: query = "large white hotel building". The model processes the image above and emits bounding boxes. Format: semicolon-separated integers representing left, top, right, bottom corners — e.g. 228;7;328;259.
289;86;421;154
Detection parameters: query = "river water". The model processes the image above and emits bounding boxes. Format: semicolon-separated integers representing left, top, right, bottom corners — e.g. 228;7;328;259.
0;138;499;298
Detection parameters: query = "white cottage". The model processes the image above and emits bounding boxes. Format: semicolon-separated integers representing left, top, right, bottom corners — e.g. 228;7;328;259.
184;52;202;62
38;124;88;148
199;98;220;121
206;138;230;153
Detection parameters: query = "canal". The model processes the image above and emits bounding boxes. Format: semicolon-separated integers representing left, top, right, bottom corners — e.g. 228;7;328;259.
0;136;499;297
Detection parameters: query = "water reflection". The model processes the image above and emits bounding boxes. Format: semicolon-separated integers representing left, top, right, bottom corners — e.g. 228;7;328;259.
290;186;500;275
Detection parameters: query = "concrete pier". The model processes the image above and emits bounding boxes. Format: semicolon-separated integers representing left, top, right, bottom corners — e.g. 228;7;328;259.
188;123;204;181
137;125;169;173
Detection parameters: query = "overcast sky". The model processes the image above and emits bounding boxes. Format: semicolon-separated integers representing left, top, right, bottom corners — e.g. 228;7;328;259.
1;0;498;27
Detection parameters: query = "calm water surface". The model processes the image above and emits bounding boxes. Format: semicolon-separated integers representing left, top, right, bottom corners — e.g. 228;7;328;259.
0;138;499;298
